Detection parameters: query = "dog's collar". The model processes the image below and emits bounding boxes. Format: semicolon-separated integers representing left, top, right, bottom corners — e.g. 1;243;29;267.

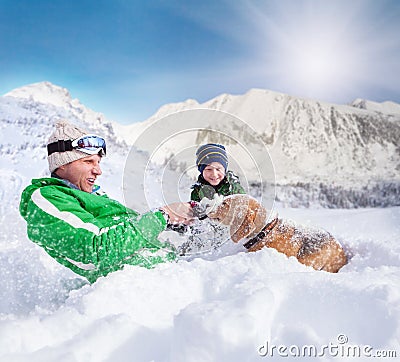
243;217;279;250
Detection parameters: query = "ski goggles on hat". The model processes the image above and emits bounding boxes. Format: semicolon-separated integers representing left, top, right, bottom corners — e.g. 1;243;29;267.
47;135;106;156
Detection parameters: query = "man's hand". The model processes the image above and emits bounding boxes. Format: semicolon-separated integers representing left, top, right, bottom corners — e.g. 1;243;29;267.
160;202;194;225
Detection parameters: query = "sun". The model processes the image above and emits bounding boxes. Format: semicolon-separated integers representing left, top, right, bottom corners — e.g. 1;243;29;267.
254;1;375;103
291;44;338;83
280;33;355;98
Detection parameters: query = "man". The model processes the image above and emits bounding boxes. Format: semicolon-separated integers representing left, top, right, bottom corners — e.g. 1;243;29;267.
19;120;193;283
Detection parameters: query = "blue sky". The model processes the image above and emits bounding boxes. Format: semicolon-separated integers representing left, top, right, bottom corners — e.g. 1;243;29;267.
1;0;399;124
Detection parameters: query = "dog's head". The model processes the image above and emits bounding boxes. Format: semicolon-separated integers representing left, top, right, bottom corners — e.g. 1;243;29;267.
208;194;268;243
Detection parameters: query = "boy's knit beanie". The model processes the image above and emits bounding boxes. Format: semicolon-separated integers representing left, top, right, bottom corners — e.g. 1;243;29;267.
196;143;228;173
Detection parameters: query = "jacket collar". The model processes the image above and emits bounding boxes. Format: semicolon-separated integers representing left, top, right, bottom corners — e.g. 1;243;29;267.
51;172;80;190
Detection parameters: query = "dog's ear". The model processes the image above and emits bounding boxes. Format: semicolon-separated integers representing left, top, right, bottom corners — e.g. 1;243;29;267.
231;211;255;243
253;202;268;234
230;197;256;242
230;197;268;243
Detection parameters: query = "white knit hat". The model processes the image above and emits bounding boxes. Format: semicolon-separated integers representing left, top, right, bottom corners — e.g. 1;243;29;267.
47;120;91;173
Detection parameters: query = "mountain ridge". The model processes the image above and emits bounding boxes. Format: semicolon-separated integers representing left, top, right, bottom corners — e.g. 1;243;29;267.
2;81;399;207
113;87;399;185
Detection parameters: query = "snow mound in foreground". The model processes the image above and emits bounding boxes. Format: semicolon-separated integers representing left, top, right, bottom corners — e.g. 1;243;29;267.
0;206;399;361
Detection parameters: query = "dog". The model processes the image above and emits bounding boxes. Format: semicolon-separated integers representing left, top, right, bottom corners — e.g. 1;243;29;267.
207;194;347;273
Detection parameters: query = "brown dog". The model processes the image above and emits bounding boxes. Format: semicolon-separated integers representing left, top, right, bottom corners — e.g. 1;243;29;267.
207;194;347;273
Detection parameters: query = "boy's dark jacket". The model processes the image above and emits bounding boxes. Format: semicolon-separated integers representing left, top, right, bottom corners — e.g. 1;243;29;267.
190;171;246;201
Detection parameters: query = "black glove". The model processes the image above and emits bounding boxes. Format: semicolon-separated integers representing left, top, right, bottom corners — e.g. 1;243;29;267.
190;201;208;220
166;223;188;234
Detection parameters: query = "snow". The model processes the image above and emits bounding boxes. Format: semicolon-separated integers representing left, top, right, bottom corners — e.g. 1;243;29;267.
351;98;400;116
1;169;400;362
1;82;399;361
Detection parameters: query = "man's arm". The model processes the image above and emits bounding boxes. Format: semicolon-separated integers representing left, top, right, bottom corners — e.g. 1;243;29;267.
22;187;170;281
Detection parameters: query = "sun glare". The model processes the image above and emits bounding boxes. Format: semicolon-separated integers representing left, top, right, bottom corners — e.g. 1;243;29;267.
251;1;385;103
282;34;353;97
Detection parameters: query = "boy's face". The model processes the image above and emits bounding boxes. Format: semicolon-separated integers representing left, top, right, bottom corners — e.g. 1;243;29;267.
202;162;225;186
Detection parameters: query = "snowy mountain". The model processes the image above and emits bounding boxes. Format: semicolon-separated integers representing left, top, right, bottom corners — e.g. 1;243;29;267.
0;82;130;203
2;82;400;207
5;81;109;129
114;88;400;208
350;98;400;115
2;82;400;208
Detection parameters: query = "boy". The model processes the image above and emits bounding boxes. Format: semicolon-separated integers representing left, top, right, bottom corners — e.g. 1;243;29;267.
191;143;245;202
177;144;245;256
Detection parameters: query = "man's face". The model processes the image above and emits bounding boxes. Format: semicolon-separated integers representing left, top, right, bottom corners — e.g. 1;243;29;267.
57;154;102;193
202;162;226;186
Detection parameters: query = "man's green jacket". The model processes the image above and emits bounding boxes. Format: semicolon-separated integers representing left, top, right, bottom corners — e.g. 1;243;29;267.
19;178;175;283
